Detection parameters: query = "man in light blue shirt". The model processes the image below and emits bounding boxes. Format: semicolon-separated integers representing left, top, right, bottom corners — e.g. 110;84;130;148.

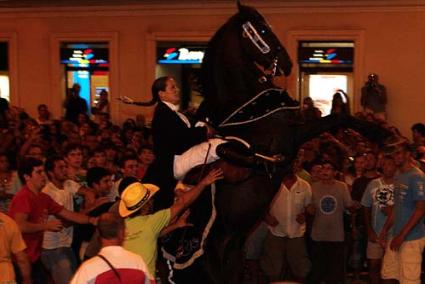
379;144;425;284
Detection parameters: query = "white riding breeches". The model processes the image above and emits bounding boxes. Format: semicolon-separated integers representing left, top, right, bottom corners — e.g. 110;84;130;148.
173;138;226;180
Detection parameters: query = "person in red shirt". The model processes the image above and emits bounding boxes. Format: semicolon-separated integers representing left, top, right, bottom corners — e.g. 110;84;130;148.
8;157;97;284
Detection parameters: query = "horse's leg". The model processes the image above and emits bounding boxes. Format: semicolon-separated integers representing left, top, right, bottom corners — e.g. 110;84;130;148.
204;223;228;283
205;175;278;284
205;227;245;284
222;233;246;284
172;256;212;284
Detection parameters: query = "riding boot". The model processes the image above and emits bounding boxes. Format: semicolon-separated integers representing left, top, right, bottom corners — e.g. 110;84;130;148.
215;142;260;168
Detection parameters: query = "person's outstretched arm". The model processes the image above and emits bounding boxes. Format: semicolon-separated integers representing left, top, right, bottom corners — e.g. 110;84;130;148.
169;168;223;221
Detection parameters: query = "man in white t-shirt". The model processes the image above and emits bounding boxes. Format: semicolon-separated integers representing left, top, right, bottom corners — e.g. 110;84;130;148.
361;155;395;284
41;156;95;284
260;170;312;282
71;212;153;284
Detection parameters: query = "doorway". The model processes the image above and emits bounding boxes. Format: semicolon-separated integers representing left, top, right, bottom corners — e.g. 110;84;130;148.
298;41;354;116
60;42;109;113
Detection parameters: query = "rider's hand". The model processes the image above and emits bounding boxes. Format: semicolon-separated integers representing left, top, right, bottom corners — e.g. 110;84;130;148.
206;124;217;139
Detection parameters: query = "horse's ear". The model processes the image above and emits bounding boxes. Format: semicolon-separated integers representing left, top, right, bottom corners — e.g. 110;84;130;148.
237;0;242;11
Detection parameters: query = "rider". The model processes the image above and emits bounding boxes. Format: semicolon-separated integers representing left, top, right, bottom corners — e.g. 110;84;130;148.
143;76;225;210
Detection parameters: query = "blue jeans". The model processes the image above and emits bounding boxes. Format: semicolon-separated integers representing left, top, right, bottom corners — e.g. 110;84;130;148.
41;247;77;284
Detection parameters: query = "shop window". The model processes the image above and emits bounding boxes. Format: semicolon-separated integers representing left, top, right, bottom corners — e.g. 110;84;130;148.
298;41;354;115
60;42;109;113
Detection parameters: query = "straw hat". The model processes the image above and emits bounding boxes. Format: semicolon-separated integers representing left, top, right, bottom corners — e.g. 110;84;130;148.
119;182;159;217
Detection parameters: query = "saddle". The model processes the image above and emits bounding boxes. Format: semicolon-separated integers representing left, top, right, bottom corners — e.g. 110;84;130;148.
184;139;286;185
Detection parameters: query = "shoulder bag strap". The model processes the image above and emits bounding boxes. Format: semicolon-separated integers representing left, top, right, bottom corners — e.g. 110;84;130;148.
97;254;122;282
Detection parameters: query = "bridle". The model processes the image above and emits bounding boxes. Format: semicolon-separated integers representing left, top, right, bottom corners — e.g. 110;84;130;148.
242;20;280;83
258;57;279;83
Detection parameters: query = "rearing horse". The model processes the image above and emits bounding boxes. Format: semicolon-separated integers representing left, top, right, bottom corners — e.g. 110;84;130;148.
194;2;390;284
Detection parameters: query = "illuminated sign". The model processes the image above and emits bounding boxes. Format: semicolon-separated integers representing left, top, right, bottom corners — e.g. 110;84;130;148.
158;47;205;64
298;47;353;65
60;48;109;67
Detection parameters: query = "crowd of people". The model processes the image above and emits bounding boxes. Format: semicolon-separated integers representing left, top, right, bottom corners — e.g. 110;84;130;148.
0;77;424;284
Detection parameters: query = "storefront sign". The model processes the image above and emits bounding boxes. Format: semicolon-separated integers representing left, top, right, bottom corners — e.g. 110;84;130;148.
61;48;108;66
298;46;353;65
158;47;205;64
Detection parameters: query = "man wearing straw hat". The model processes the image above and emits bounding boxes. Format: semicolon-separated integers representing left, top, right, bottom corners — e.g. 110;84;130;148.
119;168;223;278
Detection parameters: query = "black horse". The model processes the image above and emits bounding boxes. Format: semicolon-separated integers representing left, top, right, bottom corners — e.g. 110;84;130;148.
192;3;390;284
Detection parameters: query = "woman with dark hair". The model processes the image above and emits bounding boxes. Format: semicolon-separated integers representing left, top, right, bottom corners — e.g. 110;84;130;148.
331;90;350;115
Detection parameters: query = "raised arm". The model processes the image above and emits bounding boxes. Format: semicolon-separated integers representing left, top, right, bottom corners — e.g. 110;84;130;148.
169;168;223;221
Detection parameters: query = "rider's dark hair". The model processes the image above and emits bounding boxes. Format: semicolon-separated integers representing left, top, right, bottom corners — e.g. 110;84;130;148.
151;76;171;102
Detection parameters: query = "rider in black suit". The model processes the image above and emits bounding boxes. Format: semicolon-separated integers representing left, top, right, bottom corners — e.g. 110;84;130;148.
143;76;214;210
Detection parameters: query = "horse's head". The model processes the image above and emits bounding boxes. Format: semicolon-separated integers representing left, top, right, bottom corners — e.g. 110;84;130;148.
199;3;293;127
236;3;292;79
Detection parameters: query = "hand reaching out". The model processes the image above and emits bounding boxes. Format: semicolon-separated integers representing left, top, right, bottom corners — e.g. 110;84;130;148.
200;168;224;187
206;124;217;138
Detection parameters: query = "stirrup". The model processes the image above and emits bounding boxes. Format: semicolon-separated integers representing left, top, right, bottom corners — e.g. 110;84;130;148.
254;153;285;164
